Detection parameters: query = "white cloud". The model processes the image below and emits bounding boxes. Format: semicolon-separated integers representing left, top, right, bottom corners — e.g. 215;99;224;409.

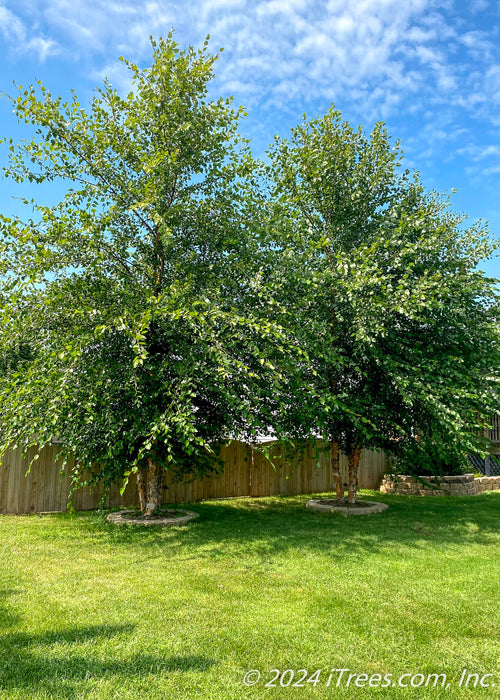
0;5;25;42
468;164;500;177
485;65;500;102
460;30;495;63
0;4;59;61
469;0;489;12
26;36;59;61
414;45;441;65
1;0;499;135
405;26;436;43
91;60;135;96
2;0;431;111
201;0;247;16
457;144;500;161
256;0;307;16
1;0;499;256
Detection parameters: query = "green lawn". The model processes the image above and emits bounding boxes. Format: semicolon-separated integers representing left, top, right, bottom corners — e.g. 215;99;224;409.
0;491;499;699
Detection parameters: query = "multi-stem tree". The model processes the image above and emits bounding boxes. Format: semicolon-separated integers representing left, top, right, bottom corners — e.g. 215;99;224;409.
0;35;287;514
268;107;500;502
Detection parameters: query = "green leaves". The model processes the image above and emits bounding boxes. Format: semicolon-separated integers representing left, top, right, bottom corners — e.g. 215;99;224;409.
1;37;498;504
267;106;500;469
0;34;294;505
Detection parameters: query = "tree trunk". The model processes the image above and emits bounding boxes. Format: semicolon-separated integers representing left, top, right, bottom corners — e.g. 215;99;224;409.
347;446;361;504
136;469;147;513
330;439;344;502
144;457;163;516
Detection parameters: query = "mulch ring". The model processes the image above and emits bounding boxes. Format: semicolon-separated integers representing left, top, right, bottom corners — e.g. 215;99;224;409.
107;508;199;526
306;499;389;515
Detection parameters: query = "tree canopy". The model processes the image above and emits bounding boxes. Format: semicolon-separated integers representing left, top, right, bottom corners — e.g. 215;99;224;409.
267;108;500;500
0;37;498;511
0;34;291;514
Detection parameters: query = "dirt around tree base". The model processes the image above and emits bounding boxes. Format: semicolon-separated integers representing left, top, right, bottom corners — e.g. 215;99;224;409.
317;499;374;508
107;508;199;526
306;499;389;515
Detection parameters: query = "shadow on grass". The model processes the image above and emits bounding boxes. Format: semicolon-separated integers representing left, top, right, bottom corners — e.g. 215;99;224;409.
0;621;216;698
67;490;500;563
4;622;136;649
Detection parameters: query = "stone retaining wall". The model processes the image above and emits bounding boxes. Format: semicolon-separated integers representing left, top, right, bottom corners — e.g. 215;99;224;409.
380;474;477;496
475;476;500;493
380;474;500;496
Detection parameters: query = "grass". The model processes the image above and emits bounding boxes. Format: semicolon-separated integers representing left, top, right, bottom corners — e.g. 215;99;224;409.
0;490;499;699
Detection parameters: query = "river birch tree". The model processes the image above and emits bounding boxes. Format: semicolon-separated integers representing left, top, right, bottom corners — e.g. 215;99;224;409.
0;35;288;515
268;107;500;502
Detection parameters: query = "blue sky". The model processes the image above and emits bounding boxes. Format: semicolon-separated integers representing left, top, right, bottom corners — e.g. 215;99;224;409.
0;0;499;279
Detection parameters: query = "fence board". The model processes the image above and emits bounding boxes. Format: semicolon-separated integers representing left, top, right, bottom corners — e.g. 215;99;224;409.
0;451;5;514
8;448;23;515
4;448;15;514
491;414;500;443
45;447;57;512
0;440;388;514
1;449;12;514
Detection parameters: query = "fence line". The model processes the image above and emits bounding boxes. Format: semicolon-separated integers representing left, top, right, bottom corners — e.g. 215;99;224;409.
490;414;500;444
0;441;388;515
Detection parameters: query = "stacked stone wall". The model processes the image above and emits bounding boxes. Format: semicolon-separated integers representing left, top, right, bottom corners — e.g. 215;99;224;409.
380;474;478;496
475;476;500;493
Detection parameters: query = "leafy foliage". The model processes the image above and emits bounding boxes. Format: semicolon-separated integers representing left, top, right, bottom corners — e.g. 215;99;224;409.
0;44;498;511
267;107;500;495
0;34;289;512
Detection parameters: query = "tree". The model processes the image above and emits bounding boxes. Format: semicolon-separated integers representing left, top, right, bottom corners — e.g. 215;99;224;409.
0;35;288;515
267;107;500;502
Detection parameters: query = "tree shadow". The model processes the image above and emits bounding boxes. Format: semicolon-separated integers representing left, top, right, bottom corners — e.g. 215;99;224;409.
0;621;216;698
3;496;497;696
83;491;500;563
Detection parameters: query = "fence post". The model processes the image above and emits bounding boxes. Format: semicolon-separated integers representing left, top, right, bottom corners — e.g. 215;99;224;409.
485;455;491;476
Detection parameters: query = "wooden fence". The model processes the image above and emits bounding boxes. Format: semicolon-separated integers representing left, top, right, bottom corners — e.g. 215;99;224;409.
489;414;500;445
0;441;388;515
